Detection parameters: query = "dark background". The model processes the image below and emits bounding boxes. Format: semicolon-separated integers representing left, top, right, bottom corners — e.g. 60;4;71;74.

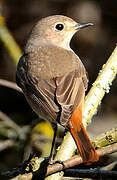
0;0;117;178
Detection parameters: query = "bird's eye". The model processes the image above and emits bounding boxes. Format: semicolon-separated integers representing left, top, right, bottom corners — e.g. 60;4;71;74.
55;23;64;31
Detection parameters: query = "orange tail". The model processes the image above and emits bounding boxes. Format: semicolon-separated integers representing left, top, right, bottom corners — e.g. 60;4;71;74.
69;103;99;164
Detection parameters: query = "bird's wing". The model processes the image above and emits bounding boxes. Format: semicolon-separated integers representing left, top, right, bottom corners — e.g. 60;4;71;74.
56;65;88;127
16;54;59;121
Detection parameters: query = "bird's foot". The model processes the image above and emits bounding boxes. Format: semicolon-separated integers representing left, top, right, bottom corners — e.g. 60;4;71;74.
48;157;64;167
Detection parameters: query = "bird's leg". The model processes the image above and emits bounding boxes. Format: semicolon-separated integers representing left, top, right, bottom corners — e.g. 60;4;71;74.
49;123;57;163
48;123;64;167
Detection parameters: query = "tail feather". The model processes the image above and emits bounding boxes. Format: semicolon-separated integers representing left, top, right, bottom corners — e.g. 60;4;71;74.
69;103;99;164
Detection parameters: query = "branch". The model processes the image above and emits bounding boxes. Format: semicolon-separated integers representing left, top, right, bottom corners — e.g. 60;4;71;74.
46;45;117;180
92;127;117;148
0;139;15;152
0;79;22;93
5;127;117;179
100;161;117;171
0;111;21;133
63;168;117;178
10;173;32;180
9;142;117;180
28;129;117;176
0;111;30;140
0;14;22;66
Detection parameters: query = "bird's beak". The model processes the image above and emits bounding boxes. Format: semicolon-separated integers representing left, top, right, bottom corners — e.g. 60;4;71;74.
75;23;93;30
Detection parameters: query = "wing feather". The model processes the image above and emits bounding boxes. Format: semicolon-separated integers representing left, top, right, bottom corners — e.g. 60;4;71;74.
56;71;86;127
16;55;59;121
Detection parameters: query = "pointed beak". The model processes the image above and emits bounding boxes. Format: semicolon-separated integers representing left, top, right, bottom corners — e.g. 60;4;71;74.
75;22;93;30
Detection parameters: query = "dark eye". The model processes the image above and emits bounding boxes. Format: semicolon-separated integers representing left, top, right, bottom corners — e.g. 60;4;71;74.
55;23;64;31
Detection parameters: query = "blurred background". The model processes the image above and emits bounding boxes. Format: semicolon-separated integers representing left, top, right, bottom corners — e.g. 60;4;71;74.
0;0;117;178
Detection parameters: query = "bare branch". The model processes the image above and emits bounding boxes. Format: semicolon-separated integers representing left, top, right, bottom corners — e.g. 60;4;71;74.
100;161;117;171
10;173;32;180
0;13;21;66
0;79;22;93
9;142;117;180
63;168;117;178
0;139;15;152
0;111;21;133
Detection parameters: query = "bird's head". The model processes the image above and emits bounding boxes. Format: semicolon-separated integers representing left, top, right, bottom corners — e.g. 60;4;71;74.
27;15;93;50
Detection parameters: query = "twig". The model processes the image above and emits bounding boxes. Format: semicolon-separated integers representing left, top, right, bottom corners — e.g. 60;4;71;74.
92;127;117;148
64;168;117;178
0;139;15;151
46;143;117;177
0;111;21;133
0;14;22;65
100;161;117;171
0;125;17;139
10;173;32;180
62;178;81;180
0;79;22;93
9;142;117;180
0;111;30;140
45;45;117;180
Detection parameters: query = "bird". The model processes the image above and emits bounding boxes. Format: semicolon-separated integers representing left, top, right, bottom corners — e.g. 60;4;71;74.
16;15;99;164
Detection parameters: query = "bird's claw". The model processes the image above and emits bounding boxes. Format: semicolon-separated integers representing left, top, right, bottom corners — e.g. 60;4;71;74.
48;159;65;167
